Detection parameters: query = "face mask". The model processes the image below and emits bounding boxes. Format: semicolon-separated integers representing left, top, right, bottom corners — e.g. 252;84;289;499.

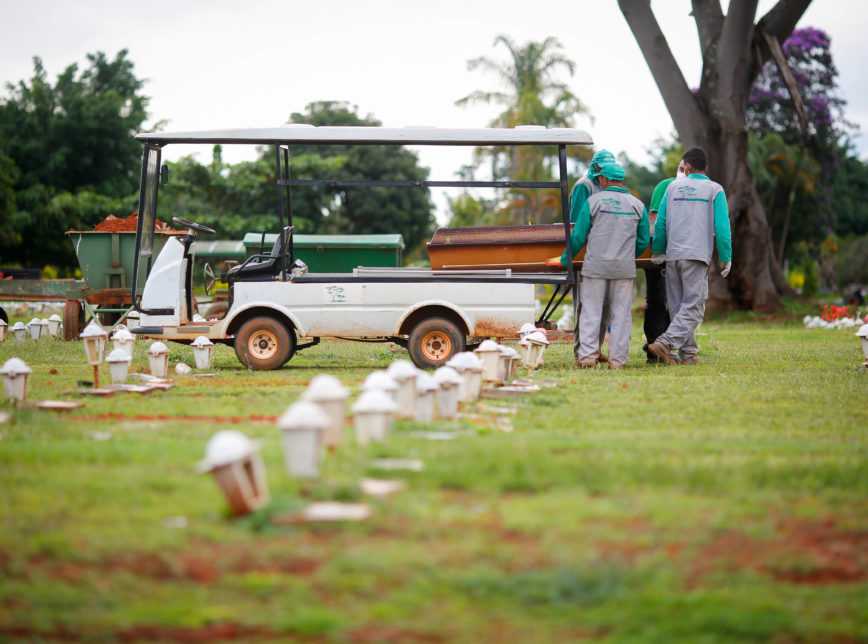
676;169;686;179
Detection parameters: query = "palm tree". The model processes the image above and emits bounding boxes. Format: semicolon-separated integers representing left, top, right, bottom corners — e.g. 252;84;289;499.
456;35;591;224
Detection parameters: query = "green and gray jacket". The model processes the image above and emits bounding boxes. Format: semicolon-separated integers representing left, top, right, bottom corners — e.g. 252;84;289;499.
651;174;732;264
569;175;600;223
561;186;650;279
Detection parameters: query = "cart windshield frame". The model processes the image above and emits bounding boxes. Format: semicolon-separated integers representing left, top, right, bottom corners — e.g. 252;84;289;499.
131;125;593;314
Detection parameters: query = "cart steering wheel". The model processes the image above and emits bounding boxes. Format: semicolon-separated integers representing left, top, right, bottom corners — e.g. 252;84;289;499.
203;263;216;297
172;217;216;235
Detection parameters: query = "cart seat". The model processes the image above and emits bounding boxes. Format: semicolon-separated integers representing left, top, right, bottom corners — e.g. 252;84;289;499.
223;227;292;282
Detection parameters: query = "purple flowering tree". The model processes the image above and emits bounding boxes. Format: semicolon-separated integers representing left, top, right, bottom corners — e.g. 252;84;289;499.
747;27;850;262
618;0;813;312
747;28;846;151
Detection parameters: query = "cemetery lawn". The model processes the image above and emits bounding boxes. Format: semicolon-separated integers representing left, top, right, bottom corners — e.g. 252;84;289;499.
1;312;866;643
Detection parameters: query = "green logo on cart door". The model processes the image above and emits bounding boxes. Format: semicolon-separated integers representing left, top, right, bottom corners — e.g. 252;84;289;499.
325;285;347;303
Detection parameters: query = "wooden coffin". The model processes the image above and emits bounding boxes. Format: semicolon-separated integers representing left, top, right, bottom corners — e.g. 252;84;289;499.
427;224;653;273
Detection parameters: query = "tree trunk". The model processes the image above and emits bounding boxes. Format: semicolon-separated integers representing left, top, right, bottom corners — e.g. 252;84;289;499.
617;0;812;312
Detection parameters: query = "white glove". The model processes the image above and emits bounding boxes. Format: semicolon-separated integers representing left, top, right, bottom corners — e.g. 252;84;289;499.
651;254;665;265
720;261;731;278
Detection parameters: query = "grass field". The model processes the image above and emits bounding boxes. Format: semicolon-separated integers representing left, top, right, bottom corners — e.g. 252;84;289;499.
1;308;866;643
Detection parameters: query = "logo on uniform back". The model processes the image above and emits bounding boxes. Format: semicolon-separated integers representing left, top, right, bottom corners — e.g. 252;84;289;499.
601;197;621;209
673;184;708;203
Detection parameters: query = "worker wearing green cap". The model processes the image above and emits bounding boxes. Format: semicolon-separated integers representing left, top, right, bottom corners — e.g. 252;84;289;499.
569;149;617;223
560;149;616;361
546;162;650;368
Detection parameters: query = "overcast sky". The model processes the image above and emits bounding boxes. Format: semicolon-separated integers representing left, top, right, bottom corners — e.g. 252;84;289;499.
2;0;865;220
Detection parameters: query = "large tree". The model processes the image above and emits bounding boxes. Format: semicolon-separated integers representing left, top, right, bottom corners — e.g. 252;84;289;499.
618;0;812;311
0;51;148;269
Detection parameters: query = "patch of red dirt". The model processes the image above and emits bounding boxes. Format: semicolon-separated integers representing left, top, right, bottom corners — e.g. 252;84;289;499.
34;541;325;586
591;540;650;565
68;413;278;424
117;623;279;642
1;623;291;643
90;212;177;233
687;517;868;587
769;517;868;584
346;626;445;644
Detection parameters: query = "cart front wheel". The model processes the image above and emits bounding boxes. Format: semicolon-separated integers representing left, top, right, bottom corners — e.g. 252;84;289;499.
63;300;84;341
408;317;465;369
234;316;295;370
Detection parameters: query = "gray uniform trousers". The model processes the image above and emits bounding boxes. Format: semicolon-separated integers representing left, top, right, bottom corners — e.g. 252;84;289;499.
572;279;610;359
578;277;633;367
656;259;708;359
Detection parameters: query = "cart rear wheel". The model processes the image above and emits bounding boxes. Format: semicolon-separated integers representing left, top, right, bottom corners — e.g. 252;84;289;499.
234;316;295;370
63;300;84;341
408;317;465;369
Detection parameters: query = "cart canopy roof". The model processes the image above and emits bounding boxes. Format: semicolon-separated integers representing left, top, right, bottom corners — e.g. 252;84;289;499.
134;125;594;147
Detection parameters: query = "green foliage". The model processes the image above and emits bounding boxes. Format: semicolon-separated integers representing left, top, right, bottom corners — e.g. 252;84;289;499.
0;51;148;268
157;150;344;239
748;133;821;263
282;101;435;252
834;234;868;285
802;260;819;297
447;192;505;228
456;35;592;225
620;136;682;205
829;140;868;237
163;101;436;253
789;243;820;297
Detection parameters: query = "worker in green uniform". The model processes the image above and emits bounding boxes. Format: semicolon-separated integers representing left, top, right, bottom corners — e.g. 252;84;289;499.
642;162;685;363
648;147;732;365
561;149;616;363
547;162;650;368
569;149;616;222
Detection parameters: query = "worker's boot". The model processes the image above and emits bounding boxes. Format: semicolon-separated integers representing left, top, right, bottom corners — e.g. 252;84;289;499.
643;342;659;364
647;342;676;365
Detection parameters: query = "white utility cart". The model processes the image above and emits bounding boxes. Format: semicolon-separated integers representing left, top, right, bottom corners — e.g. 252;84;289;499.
129;126;593;369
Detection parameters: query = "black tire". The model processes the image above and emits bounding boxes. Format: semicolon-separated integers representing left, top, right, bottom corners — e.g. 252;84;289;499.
203;301;230;320
63;300;84;341
234;316;295;370
0;307;7;324
407;317;465;369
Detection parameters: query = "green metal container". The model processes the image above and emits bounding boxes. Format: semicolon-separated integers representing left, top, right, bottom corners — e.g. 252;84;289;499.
66;230;182;293
242;233;405;273
191;240;246;261
190;240;247;286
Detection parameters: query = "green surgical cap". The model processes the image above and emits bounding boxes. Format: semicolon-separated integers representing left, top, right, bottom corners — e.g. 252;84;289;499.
598;162;625;181
587;149;616;179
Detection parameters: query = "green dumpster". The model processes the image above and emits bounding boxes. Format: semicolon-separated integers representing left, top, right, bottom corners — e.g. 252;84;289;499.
191;240;247;262
66;230;183;293
242;233;405;273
